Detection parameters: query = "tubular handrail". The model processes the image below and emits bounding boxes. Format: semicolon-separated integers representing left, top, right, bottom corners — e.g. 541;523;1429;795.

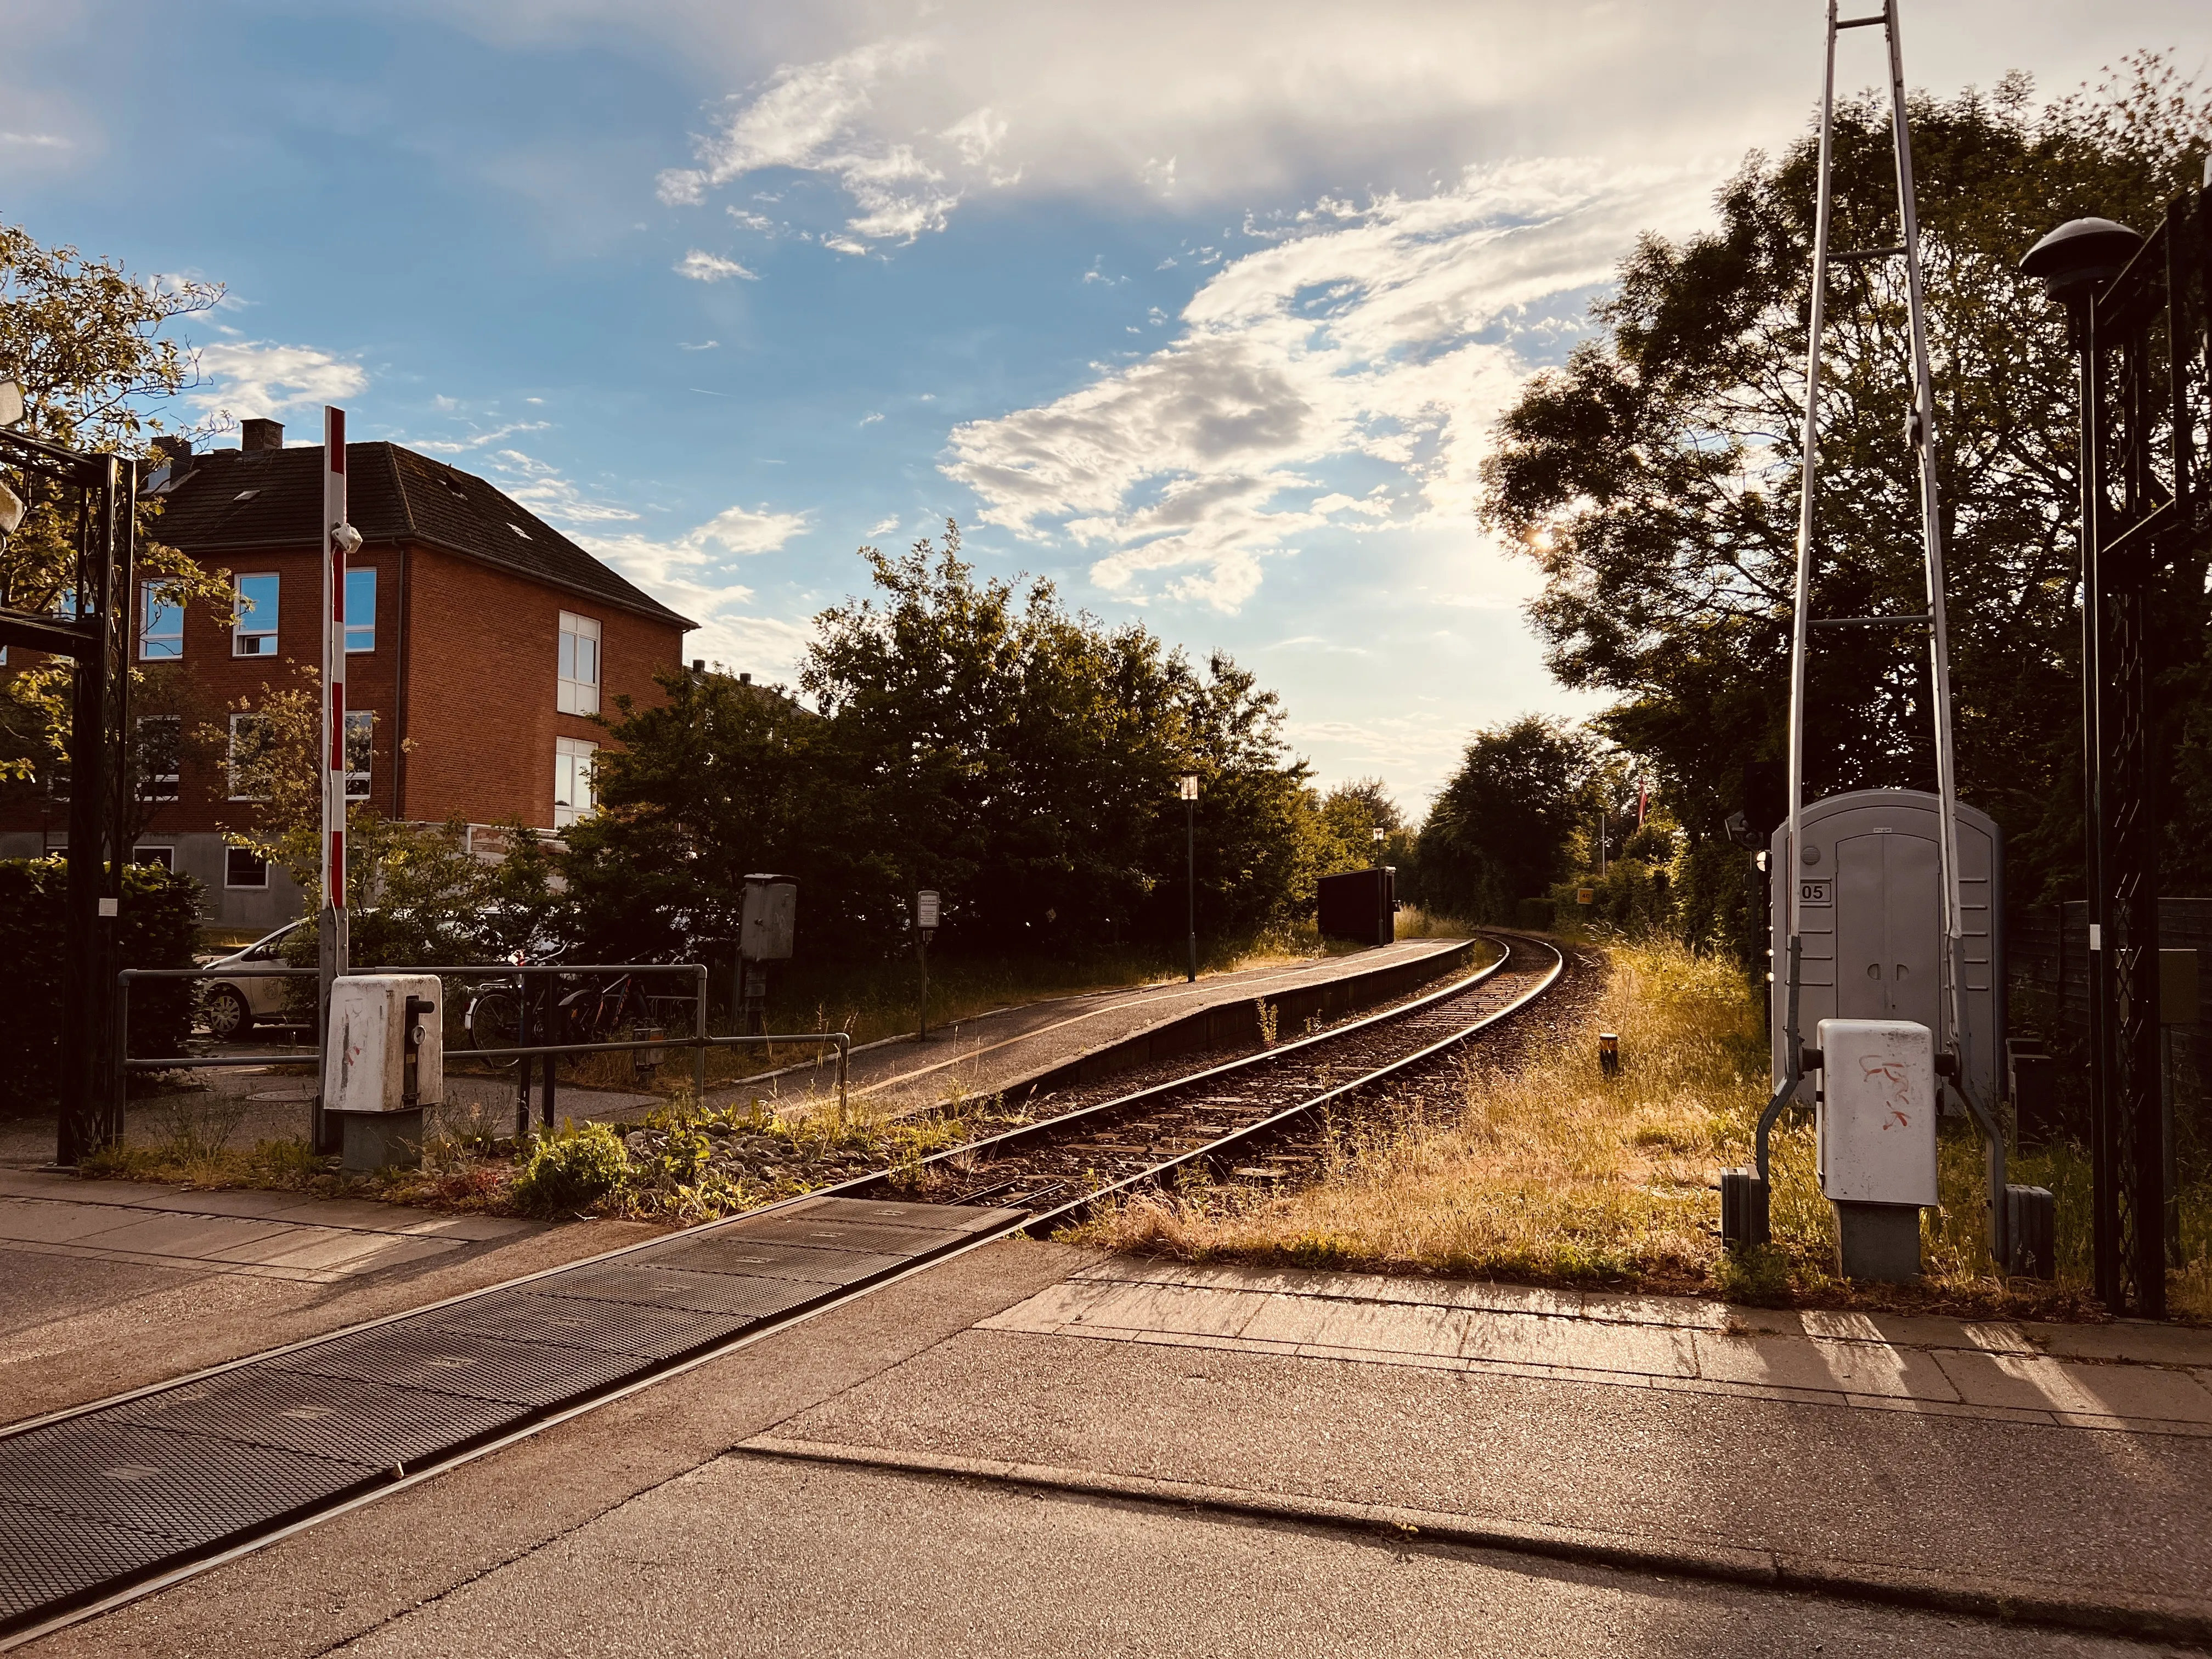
114;958;850;1127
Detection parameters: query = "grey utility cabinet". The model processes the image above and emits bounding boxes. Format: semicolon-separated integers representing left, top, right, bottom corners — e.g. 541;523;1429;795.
1769;789;2005;1111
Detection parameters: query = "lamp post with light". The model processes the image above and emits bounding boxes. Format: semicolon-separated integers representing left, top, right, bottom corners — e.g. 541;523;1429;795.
1178;775;1199;983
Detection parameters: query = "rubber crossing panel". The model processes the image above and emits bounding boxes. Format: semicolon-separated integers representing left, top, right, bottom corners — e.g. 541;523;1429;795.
0;1198;1019;1637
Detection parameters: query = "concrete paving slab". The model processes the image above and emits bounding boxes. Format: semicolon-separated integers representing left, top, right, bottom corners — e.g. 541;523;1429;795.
1243;1295;1474;1358
1463;1308;1699;1379
0;1199;141;1245
62;1212;302;1260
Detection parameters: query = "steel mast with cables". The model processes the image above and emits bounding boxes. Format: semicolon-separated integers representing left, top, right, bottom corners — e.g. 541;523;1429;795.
1727;0;2007;1258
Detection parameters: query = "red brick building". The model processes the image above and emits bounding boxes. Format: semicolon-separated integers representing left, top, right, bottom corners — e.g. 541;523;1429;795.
0;418;694;930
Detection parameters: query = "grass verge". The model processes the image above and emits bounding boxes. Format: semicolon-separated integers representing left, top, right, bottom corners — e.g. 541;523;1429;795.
1076;936;2212;1322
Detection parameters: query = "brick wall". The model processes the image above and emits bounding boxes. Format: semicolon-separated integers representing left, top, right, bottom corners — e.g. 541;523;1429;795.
398;545;682;826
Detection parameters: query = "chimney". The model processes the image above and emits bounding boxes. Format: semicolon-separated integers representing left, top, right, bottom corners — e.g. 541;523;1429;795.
738;672;752;685
692;658;706;673
151;435;191;468
240;417;284;452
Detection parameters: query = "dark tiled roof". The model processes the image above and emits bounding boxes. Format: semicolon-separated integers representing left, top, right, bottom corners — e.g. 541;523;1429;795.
149;443;696;630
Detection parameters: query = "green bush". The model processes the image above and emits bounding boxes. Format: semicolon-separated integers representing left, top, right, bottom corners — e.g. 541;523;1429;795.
0;857;203;1110
509;1121;631;1216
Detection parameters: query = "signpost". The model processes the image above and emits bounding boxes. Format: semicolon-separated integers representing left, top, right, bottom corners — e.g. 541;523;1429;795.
1179;775;1199;983
915;888;939;1041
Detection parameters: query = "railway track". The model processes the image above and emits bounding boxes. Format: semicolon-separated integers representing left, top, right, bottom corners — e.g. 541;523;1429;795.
848;930;1565;1227
0;932;1568;1647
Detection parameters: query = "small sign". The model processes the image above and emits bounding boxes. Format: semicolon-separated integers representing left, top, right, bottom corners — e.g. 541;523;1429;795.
916;889;940;931
97;897;119;918
1576;888;1594;906
1799;881;1831;904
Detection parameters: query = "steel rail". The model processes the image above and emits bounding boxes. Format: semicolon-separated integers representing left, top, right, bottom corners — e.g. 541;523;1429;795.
0;931;1565;1649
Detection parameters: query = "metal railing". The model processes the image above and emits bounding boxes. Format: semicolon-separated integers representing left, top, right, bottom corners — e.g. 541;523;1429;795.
114;960;851;1150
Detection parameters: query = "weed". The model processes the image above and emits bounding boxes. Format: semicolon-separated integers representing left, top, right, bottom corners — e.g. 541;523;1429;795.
1254;998;1279;1048
510;1122;632;1216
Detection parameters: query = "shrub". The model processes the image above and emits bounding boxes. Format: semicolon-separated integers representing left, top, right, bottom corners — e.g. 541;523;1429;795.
509;1121;631;1216
0;857;203;1110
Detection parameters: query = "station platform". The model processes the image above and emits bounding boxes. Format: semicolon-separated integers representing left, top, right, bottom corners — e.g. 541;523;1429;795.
710;934;1480;1119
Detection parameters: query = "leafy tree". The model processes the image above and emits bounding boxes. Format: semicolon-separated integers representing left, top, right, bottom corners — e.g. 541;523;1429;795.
1417;716;1591;922
0;221;234;785
1480;57;2212;911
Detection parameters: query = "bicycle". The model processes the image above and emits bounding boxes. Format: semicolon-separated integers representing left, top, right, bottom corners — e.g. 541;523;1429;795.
464;962;668;1073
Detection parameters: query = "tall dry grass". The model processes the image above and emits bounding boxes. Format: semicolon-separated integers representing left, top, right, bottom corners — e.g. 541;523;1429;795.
1085;936;2212;1318
1086;940;1754;1289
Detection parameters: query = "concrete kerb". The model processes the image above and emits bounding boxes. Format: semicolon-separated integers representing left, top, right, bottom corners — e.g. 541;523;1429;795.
736;1436;2212;1647
715;938;1483;1118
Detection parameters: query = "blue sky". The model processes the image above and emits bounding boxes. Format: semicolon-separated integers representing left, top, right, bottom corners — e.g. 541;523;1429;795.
3;1;2200;808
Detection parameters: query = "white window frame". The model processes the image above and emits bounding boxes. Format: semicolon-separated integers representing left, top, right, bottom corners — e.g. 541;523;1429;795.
557;611;601;716
345;709;373;801
554;736;597;828
345;566;376;654
227;712;270;802
233;573;279;657
224;845;269;889
139;582;183;660
136;714;181;803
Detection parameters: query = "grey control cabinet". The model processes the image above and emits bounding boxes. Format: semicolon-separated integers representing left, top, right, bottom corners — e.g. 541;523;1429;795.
1770;789;2004;1111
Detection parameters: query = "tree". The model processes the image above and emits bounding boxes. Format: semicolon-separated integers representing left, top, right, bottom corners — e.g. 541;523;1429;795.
1417;717;1591;922
0;220;234;785
1480;57;2212;911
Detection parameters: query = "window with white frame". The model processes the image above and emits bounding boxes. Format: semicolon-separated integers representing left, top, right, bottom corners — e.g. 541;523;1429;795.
139;583;183;659
227;712;272;801
554;737;597;828
346;710;373;800
233;574;279;656
224;845;268;888
345;567;376;653
557;611;601;715
136;715;180;803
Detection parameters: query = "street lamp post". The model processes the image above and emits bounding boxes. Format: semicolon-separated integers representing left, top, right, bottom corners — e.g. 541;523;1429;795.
1178;775;1199;983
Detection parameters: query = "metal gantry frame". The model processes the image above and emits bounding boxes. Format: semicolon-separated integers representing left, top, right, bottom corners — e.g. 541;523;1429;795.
2023;181;2211;1317
0;425;137;1165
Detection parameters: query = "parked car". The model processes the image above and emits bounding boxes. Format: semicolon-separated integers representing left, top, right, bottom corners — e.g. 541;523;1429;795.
199;919;308;1041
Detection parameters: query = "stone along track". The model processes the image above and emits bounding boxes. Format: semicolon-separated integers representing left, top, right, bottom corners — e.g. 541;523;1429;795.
843;931;1567;1224
0;936;1564;1647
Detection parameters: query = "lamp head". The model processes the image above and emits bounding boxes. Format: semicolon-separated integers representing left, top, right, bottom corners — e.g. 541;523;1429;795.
331;522;363;557
1177;774;1199;802
0;382;23;428
0;478;22;535
2021;217;2143;305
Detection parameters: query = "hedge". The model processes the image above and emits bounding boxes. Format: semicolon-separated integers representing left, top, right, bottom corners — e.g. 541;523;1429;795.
0;858;204;1110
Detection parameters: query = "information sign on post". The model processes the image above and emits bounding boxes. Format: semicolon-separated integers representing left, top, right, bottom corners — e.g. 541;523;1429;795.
916;889;939;1041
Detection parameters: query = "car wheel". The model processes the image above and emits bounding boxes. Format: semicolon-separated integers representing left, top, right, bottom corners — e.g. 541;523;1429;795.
204;985;253;1042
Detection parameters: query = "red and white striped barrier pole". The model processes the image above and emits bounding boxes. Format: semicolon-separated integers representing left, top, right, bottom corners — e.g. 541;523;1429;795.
315;407;360;1153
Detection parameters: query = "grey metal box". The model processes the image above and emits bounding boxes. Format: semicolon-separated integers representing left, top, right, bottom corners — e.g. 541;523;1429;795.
741;873;798;961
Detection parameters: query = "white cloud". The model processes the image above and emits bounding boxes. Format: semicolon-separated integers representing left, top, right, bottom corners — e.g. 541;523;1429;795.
680;339;720;351
865;514;900;537
485;449;641;525
414;419;552;454
579;505;816;675
189;340;368;421
941;159;1706;611
0;131;69;149
656;40;1017;252
675;249;757;281
859;410;884;425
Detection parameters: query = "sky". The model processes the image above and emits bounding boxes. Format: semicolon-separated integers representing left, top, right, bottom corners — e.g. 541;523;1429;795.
2;1;2202;810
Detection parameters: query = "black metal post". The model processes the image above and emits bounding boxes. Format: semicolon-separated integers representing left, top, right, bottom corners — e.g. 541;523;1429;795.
516;978;533;1143
58;456;130;1164
917;933;929;1042
1185;797;1197;983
